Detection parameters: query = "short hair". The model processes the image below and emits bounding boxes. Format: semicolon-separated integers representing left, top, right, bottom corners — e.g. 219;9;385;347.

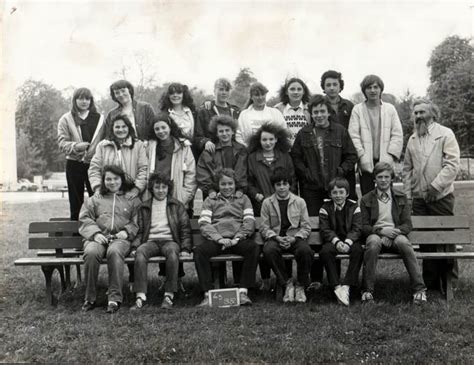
159;82;196;112
108;114;137;145
110;80;134;103
320;70;345;92
270;167;290;186
412;97;441;122
360;75;384;99
208;115;238;138
71;87;98;116
214;168;235;185
308;94;336;122
147;172;174;197
328;177;350;194
247;122;292;154
278;77;311;105
99;165;134;195
246;82;269;108
373;161;395;179
214;78;232;90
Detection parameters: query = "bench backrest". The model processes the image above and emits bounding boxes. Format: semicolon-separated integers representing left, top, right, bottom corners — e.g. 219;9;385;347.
29;216;471;252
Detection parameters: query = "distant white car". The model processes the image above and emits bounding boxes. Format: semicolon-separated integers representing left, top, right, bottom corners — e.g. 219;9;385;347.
17;178;39;191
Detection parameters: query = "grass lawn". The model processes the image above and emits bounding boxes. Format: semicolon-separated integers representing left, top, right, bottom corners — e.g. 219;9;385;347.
1;192;474;363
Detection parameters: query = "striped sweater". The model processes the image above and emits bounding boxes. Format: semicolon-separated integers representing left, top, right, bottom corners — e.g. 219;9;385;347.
198;193;255;242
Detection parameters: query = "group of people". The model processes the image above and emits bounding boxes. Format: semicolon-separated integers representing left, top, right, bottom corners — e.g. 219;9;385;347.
57;70;461;313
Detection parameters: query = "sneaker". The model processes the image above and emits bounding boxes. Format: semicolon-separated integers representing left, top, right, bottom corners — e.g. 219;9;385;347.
197;295;210;307
334;285;350;306
294;285;307;303
239;291;252;306
361;291;374;303
307;281;322;292
283;281;295;303
161;295;174;310
81;301;95;312
130;297;146;311
106;302;120;314
259;278;272;291
413;290;427;305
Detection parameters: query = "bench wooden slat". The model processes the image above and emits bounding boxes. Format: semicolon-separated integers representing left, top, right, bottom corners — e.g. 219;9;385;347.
411;215;470;229
29;221;80;233
408;230;471;245
29;237;83;249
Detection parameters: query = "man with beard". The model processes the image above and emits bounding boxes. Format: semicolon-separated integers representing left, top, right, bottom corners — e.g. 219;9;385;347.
403;98;460;293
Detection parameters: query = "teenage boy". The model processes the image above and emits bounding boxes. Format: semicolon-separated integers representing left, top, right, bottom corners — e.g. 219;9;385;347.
319;177;363;306
360;162;427;304
130;173;192;310
260;167;313;303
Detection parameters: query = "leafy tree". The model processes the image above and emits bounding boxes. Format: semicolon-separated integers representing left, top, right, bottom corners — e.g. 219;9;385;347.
231;67;258;109
427;35;473;155
16;129;47;179
15;79;69;173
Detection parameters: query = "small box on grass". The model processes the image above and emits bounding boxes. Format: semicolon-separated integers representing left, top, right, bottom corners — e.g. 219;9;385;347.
208;288;240;308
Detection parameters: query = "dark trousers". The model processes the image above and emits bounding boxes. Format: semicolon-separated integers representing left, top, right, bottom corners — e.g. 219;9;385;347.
319;242;363;287
263;238;313;287
345;170;358;201
66;160;93;221
301;187;328;282
412;193;458;290
359;170;375;196
194;238;259;291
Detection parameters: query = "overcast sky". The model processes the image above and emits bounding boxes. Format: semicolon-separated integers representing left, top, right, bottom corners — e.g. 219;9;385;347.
2;0;473;100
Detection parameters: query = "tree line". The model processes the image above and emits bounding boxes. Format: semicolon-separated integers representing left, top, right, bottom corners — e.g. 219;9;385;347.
15;35;473;179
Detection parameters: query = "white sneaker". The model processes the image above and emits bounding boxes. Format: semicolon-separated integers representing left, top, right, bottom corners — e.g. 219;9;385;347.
361;291;374;303
283;281;295;303
334;285;350;306
413;290;427;305
294;285;307;303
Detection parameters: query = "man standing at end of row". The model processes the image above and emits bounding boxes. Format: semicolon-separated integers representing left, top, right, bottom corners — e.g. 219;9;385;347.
403;98;460;293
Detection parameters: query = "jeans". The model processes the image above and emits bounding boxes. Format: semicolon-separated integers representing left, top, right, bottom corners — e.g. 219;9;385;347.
412;193;458;290
362;234;426;293
83;239;131;303
134;240;180;294
263;238;313;287
194;238;259;291
319;242;363;287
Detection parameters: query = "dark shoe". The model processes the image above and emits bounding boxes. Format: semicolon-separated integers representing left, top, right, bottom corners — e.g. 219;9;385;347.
161;295;174;310
106;302;120;314
81;301;95;312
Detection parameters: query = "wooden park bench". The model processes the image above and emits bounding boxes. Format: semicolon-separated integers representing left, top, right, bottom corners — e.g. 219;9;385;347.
14;216;474;305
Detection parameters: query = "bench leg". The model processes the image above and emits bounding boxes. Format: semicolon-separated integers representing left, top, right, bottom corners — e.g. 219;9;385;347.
75;264;82;287
444;271;454;302
41;266;57;306
212;262;226;289
64;265;72;289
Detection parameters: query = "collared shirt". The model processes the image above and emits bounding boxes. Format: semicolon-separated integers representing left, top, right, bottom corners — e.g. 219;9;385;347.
333;201;346;211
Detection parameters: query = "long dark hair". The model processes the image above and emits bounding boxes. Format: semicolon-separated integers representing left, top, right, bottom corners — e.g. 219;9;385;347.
148;113;186;160
278;78;311;105
107;114;137;149
99;165;135;195
71;88;98;123
247;122;291;154
159;83;196;112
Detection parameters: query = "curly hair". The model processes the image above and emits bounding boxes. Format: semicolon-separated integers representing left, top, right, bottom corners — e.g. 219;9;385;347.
99;165;135;195
147;172;174;198
270;166;291;186
148;113;186;160
109;80;134;104
208;115;238;141
108;114;137;148
247;122;291;154
278;77;311;105
214;168;236;186
320;70;345;92
159;82;196;112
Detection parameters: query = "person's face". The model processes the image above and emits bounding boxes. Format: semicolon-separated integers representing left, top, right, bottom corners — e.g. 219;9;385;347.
113;119;130;140
323;78;341;99
311;104;330;127
375;170;392;191
251;91;267;108
287;82;304;104
218;175;235;198
215;86;230;104
104;171;122;193
76;96;91;112
153;182;169;201
274;180;290;199
413;103;433;125
330;186;349;206
169;90;183;106
154;121;171;141
260;131;277;152
216;124;233;144
113;87;132;105
365;83;382;102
